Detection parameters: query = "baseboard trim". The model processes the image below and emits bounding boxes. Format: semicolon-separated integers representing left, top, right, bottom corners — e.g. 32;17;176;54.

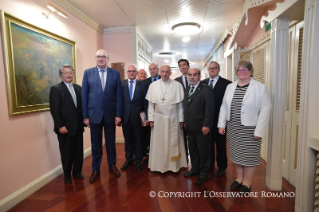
0;147;92;212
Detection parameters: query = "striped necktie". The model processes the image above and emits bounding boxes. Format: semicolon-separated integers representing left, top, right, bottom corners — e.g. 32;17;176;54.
188;86;194;102
210;79;214;88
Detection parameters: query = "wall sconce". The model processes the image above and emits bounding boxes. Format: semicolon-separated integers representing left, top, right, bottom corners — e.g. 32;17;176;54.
42;3;68;19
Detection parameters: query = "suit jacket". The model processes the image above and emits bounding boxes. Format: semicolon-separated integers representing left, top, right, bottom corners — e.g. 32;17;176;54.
175;75;188;91
50;81;84;135
202;76;231;127
82;66;123;124
142;75;161;89
218;77;272;137
121;79;148;126
183;82;215;132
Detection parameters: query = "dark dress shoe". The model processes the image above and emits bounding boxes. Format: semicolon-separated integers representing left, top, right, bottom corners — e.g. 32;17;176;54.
109;165;121;177
121;160;133;170
143;155;149;163
240;185;251;193
136;162;143;172
230;181;242;190
73;172;84;180
64;177;71;184
89;171;100;183
196;177;208;185
184;170;198;177
217;169;226;176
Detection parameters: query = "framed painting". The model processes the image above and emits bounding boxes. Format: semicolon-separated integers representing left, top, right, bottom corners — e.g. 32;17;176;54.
0;11;76;115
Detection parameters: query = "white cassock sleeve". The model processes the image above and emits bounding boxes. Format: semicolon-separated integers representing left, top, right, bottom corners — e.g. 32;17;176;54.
178;101;184;122
148;101;155;121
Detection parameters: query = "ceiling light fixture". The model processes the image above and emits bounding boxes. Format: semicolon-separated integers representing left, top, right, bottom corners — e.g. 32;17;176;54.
172;22;201;34
164;60;169;63
159;52;175;56
182;36;191;42
43;3;68;19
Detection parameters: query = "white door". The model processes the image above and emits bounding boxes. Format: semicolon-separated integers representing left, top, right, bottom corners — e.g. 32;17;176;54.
282;21;304;187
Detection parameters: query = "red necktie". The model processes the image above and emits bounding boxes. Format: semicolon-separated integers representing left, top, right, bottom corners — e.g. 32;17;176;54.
184;76;188;88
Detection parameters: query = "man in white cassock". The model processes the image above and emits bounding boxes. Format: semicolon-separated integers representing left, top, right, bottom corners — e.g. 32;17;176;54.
146;65;187;173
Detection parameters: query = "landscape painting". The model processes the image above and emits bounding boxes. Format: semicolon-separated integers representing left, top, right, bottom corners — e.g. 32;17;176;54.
1;11;76;115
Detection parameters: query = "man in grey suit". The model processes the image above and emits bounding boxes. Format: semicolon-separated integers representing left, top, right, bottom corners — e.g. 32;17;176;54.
183;68;214;185
82;49;123;183
202;61;231;176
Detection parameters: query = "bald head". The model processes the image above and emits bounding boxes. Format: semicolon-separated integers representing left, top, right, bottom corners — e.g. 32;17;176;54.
95;49;109;69
188;68;201;86
138;69;147;80
149;63;159;78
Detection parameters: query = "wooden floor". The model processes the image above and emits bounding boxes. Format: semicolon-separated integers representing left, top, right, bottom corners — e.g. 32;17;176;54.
9;143;295;212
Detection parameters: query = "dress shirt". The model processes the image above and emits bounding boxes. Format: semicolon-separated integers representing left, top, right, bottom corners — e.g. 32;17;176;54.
209;75;220;88
98;67;107;88
188;81;200;94
151;75;160;83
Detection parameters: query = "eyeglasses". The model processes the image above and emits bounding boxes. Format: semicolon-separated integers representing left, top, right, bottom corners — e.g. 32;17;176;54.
62;72;74;75
96;55;107;59
237;69;250;72
127;70;137;73
208;67;219;70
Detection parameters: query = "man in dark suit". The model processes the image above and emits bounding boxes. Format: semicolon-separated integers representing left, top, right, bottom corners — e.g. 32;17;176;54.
141;63;161;161
183;68;214;185
175;59;190;162
82;49;123;183
50;64;84;184
202;61;231;176
121;64;148;172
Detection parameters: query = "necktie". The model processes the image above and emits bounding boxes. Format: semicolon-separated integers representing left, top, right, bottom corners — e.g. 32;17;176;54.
184;76;188;88
188;86;194;102
68;84;77;107
101;69;105;90
210;79;214;88
129;80;134;100
153;78;156;82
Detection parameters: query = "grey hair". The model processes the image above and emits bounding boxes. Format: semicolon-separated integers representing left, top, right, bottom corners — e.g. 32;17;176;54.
209;61;220;69
127;63;138;70
59;64;74;75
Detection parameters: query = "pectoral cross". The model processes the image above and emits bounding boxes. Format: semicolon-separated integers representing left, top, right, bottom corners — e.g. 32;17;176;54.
161;96;166;104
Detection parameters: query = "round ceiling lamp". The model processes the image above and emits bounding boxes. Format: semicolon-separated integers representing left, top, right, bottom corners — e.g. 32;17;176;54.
171;22;201;34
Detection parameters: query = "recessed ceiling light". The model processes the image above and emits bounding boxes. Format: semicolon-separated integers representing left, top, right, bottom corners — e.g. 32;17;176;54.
164;60;169;63
182;37;191;42
172;22;201;34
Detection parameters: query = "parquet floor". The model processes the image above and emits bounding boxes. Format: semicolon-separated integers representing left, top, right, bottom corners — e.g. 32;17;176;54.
9;143;295;212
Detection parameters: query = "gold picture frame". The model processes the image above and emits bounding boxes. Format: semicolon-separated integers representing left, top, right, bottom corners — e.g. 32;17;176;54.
0;11;76;115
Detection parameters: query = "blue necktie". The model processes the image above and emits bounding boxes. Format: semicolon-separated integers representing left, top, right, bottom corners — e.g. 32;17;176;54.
129;80;134;100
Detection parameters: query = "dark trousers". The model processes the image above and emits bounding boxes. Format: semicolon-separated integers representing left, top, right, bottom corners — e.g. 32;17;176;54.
90;118;116;171
182;127;188;161
211;127;227;170
143;126;151;156
57;129;83;178
187;130;212;178
122;121;143;163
